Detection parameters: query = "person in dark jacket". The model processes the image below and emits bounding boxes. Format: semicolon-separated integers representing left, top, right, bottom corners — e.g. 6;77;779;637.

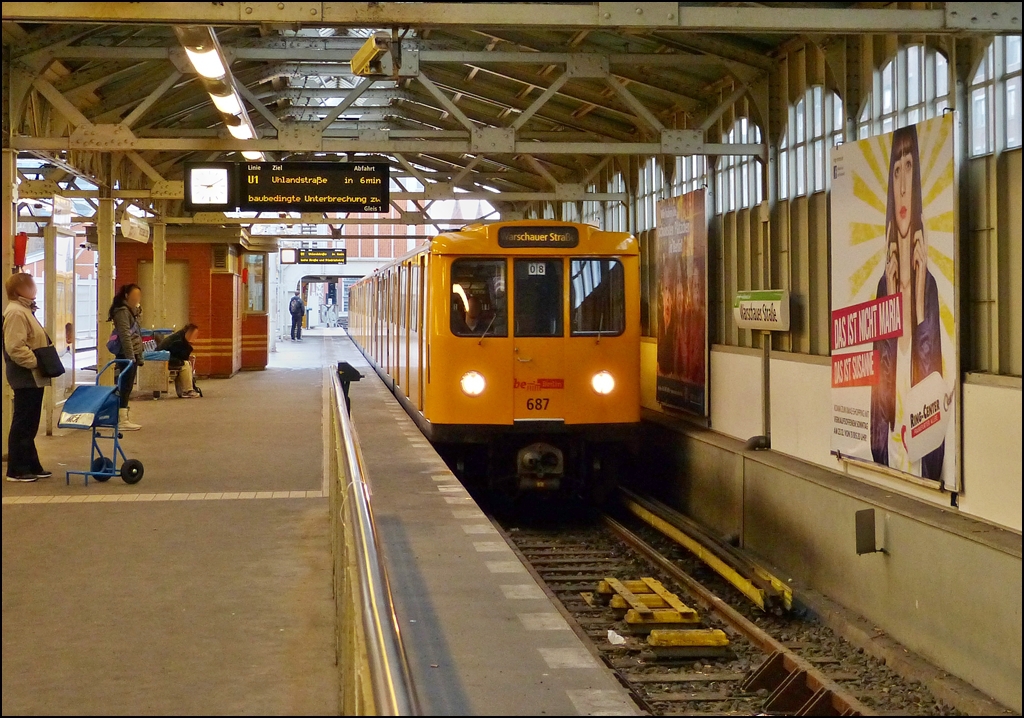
869;125;944;482
289;291;305;341
2;273;52;481
158;323;200;398
108;283;145;431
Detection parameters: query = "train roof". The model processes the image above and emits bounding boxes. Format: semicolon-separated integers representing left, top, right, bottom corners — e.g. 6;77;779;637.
429;220;637;256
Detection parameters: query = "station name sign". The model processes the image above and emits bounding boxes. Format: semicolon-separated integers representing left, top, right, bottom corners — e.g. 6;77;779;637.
280;248;348;264
497;225;580;248
241;162;388;213
733;289;790;331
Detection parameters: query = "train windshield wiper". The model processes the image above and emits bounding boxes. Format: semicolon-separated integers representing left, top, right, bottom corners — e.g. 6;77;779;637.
478;313;498;345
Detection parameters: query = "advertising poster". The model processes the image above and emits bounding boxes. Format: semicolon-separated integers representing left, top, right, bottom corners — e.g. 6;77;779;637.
656;189;707;416
829;115;957;490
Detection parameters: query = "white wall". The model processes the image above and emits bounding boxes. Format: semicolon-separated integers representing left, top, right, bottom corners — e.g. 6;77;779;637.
959;379;1023;531
768;356;833;466
709;347;762;441
705;350;1023;531
273;259;385;338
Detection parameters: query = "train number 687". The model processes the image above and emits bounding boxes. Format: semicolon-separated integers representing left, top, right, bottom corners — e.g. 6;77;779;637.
525;398;550;410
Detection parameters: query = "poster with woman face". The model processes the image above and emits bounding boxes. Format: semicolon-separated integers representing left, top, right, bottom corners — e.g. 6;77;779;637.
656;189;708;416
829;115;957;490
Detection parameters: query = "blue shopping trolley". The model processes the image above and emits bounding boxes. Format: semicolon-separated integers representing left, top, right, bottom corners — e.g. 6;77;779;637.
59;359;145;485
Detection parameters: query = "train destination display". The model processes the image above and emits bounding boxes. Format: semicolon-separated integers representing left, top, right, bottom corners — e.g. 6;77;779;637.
240;162;388;212
497;225;580;248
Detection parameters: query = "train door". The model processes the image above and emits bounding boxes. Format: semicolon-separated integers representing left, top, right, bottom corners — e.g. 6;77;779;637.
512;258;565;421
417;254;426;410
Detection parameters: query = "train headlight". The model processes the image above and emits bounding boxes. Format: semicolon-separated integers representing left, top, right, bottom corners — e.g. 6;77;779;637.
460;371;486;396
591;371;615;395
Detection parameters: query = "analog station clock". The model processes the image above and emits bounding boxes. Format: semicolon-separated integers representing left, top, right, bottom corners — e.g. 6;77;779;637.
184;162;236;211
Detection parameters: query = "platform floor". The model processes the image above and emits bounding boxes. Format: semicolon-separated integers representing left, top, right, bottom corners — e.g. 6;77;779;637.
3;331;639;716
334;331;639;716
2;340;338;715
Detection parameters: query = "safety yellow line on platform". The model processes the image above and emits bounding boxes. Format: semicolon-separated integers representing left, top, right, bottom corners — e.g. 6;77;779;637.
2;490;325;505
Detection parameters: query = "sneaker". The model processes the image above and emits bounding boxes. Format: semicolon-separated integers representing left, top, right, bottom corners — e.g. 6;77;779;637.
6;475;38;482
34;470;53;479
181;391;198;398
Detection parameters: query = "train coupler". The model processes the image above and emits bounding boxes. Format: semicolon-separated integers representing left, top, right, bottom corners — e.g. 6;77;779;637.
516;442;563;490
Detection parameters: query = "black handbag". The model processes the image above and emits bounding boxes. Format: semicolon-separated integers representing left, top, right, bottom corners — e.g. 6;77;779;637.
33;336;66;379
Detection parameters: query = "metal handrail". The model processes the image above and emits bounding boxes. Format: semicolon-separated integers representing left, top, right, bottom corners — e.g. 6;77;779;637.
330;370;419;715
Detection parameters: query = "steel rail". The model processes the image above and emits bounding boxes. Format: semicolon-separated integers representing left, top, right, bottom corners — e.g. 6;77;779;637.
602;515;873;716
331;370;419;715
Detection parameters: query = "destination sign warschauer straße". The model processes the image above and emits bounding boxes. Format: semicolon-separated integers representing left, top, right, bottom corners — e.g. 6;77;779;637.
240;162;389;212
497;225;580;248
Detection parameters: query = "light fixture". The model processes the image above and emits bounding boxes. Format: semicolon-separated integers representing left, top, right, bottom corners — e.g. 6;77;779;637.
184;47;226;80
227;121;254;140
591;371;615;395
175;25;260;154
211;91;242;115
460;371;486;397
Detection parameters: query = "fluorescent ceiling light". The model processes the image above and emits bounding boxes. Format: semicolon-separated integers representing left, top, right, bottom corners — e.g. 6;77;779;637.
241;151;264;160
211;91;242;115
185;47;226;79
227;122;254;140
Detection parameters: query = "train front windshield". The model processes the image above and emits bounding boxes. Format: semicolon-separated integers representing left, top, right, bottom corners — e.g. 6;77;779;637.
514;259;564;337
450;257;626;340
450;259;508;337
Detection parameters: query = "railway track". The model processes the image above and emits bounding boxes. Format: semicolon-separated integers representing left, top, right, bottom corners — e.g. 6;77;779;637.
490;496;963;716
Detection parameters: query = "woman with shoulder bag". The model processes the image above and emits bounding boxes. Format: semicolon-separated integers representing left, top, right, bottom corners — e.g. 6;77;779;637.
2;273;58;482
107;283;145;431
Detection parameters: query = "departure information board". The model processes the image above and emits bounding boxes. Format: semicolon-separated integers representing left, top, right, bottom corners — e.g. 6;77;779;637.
281;248;348;264
239;162;389;212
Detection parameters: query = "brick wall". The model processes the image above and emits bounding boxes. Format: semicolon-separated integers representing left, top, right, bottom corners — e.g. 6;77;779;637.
114;241;257;377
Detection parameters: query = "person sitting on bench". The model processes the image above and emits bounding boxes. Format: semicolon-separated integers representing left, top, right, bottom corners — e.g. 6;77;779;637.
158;323;200;398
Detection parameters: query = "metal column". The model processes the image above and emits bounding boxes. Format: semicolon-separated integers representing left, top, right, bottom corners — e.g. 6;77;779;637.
43;220;56;434
96;156;116;385
152;221;167;329
1;148;15;457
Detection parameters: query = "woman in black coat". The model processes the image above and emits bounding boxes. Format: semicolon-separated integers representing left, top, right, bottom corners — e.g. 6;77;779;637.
159;323;200;398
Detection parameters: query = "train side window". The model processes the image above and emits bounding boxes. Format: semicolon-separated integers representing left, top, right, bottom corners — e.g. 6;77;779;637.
514;259;564;337
570;259;625;336
451;259;508;337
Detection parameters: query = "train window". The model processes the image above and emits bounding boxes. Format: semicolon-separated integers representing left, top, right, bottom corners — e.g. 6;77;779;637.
451;259;508;337
570;259;625;336
514;259;564;337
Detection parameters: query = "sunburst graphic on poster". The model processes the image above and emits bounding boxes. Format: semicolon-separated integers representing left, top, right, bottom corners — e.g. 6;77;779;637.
829;114;957;490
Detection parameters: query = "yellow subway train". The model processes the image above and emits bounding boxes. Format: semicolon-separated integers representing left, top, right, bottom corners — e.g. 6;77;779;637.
348;220;640;496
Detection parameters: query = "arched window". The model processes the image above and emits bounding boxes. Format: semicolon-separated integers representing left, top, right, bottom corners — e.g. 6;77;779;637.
714;117;763;214
858;45;950;139
604;172;627;231
582;185;602;227
779;86;843;199
672;154;707;197
969;35;1022;156
636;157;671;233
